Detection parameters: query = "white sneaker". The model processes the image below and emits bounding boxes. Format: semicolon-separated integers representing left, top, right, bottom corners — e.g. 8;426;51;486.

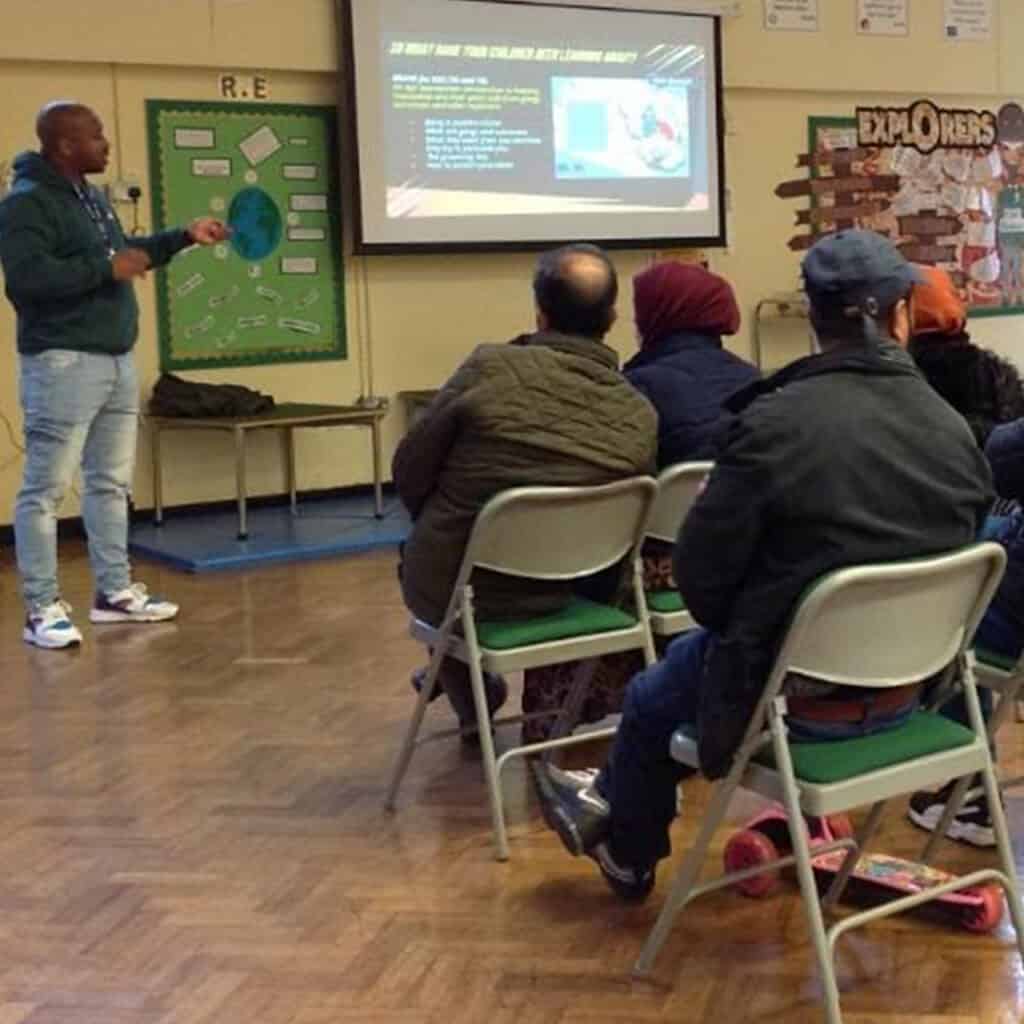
24;599;83;649
90;582;179;624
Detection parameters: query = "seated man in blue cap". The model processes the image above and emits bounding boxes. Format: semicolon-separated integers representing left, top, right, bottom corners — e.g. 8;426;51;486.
538;229;994;902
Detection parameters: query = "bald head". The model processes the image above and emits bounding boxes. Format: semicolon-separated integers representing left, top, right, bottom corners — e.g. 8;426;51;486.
37;102;91;150
533;244;618;340
36;102;109;177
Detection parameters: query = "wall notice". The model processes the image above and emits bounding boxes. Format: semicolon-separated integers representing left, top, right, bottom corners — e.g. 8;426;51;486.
764;0;819;32
943;0;994;41
856;0;908;36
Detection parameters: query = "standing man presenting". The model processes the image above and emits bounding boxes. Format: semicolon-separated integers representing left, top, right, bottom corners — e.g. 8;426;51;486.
0;102;229;648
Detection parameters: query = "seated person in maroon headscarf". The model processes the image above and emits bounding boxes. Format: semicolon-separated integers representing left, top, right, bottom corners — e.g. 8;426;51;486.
623;261;759;466
522;262;759;741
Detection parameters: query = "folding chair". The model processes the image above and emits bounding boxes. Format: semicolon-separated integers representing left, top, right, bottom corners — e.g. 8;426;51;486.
633;543;1024;1024
918;645;1024;859
973;647;1024;731
974;647;1024;730
644;461;712;638
385;478;659;861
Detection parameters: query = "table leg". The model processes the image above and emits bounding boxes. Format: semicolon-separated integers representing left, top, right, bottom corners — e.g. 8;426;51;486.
151;421;164;526
284;427;297;516
371;418;384;518
235;426;248;539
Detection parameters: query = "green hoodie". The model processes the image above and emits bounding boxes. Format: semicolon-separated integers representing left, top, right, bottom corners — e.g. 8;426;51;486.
0;151;190;355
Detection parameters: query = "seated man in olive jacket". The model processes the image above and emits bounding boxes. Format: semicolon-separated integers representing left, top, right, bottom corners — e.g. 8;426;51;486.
539;230;993;901
393;244;658;731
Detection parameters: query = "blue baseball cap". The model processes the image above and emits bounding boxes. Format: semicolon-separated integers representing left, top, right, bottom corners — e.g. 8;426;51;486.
802;229;925;320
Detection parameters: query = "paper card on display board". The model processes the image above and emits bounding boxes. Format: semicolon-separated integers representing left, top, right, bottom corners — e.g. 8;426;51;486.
856;0;908;36
764;0;819;31
943;0;995;41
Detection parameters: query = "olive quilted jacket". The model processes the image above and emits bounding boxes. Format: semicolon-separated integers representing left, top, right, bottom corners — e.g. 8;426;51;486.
394;330;657;625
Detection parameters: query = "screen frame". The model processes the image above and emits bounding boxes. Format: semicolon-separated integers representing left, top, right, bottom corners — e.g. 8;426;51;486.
341;0;728;254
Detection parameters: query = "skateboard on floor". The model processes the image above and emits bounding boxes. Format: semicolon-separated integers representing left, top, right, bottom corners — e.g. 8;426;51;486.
723;803;1003;933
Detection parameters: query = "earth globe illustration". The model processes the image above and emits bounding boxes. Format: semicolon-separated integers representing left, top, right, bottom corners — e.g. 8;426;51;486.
228;186;282;261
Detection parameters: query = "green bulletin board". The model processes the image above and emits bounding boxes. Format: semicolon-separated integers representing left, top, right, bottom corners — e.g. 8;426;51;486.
146;99;346;370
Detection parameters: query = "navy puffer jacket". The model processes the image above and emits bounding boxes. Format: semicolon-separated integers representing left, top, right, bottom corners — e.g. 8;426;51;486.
623;330;759;468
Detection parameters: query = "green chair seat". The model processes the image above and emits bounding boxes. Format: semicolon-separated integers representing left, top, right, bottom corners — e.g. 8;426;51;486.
476;597;637;650
975;647;1019;673
754;711;976;784
647;590;685;614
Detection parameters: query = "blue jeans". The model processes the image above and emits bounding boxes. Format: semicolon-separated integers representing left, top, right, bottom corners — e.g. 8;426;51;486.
16;349;138;609
595;628;915;871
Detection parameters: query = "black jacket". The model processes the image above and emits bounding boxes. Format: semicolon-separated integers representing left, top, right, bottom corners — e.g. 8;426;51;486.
675;341;994;778
623;330;759;468
909;331;1024;446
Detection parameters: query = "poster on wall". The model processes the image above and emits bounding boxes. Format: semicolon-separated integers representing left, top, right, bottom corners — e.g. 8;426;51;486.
943;0;994;41
775;100;1024;316
146;99;346;370
763;0;819;32
856;0;908;36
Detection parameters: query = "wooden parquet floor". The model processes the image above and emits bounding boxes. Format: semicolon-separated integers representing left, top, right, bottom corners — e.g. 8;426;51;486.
0;542;1023;1023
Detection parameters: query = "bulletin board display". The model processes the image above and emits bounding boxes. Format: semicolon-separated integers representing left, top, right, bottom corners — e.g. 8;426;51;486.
146;99;346;369
776;105;1024;318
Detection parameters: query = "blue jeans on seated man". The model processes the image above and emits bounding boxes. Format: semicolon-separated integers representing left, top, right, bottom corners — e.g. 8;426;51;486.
593;627;915;873
16;350;138;609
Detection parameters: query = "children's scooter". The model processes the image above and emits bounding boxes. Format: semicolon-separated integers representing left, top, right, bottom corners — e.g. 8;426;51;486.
723;803;1004;933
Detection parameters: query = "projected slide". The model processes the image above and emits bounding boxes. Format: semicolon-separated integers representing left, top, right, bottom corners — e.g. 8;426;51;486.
348;0;724;249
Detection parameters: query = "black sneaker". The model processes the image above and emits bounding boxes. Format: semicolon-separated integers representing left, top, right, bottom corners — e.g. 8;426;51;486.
907;778;995;848
590;840;656;903
538;765;611;855
537;765;657;902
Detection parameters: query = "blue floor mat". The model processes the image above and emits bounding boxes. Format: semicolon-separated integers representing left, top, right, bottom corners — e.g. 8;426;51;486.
129;493;409;572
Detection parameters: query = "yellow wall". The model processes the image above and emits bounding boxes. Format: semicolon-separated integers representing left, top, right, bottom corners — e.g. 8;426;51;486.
1;0;1023;523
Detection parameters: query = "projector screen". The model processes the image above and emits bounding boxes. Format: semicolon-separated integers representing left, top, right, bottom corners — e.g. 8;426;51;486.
344;0;725;253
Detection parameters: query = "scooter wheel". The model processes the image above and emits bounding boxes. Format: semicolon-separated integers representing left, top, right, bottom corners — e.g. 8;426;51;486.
825;814;855;841
962;884;1004;933
724;829;781;897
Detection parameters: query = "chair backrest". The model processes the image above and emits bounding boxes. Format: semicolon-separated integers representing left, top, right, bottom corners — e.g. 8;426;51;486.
462;477;658;582
773;543;1007;691
646;461;714;543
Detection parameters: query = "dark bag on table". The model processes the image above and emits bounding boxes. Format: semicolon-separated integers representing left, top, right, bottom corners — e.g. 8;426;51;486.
149;373;276;418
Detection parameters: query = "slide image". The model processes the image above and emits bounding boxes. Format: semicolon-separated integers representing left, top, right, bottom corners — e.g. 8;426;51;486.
552;77;690;180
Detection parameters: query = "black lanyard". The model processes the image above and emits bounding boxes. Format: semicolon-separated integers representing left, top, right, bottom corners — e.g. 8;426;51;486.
72;181;116;255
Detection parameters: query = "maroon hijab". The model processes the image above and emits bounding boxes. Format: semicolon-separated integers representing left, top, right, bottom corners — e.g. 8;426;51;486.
633;262;741;348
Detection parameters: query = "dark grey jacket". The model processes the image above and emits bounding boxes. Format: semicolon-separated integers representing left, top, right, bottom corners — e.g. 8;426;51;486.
675;341;994;778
